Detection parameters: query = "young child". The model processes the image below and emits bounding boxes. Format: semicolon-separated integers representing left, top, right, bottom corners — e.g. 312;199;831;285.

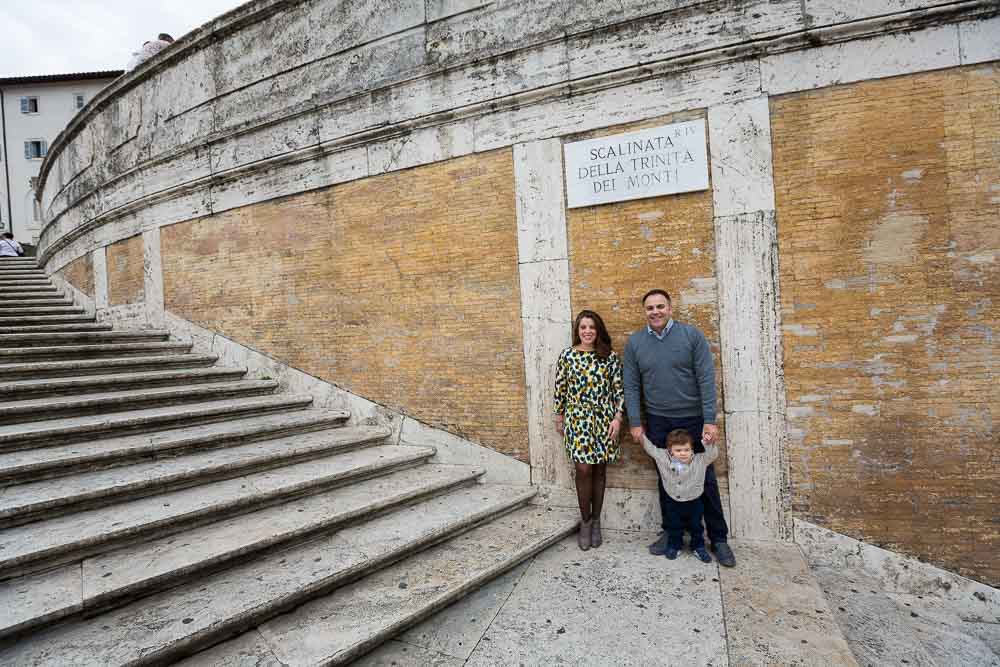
642;429;719;562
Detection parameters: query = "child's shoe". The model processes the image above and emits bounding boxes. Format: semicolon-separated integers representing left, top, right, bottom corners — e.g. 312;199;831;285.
694;546;712;563
664;547;679;560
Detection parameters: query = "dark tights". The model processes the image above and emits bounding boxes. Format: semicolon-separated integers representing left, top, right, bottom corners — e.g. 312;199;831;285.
574;462;607;522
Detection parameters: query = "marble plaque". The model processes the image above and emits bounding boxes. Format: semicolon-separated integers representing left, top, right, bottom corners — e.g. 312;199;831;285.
564;119;709;208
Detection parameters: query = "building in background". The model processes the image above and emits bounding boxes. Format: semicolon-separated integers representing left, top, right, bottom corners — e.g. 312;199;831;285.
0;70;122;253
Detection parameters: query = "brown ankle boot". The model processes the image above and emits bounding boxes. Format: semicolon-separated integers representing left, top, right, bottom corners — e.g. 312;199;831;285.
591;518;603;548
578;519;592;551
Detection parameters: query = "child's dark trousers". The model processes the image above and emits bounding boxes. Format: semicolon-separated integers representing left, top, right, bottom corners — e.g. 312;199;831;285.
663;494;705;550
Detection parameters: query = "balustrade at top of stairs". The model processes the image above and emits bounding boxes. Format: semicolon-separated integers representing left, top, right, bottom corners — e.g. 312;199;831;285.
0;258;576;665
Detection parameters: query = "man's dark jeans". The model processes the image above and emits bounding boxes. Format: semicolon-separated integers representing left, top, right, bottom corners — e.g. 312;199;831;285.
663;495;705;550
645;413;729;544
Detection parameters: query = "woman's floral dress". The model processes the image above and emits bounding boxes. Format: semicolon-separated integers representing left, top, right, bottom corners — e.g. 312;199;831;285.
554;347;625;464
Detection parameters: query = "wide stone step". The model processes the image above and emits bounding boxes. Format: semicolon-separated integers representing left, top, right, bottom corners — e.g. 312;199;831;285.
0;393;314;452
0;379;278;426
0;423;379;528
0;273;47;280
186;504;576;666
0;408;357;484
0;313;96;326
0;441;426;579
0;280;51;288
0;285;58;294
0;464;482;639
0;353;218;380
0;330;169;348
0;305;85;317
0;482;538;666
813;566;938;666
0;322;113;334
0;366;247;402
719;540;859;666
0;291;66;301
0;341;191;363
0;298;74;309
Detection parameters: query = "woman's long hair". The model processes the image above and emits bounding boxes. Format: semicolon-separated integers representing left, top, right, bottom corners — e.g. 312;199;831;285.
572;310;613;359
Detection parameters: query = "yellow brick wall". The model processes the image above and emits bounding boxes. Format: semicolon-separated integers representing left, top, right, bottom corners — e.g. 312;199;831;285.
107;234;145;306
565;113;726;492
162;150;530;460
772;64;1000;584
59;253;93;297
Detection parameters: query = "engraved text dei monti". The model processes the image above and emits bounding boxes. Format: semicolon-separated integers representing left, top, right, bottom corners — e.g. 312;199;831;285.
564;120;710;208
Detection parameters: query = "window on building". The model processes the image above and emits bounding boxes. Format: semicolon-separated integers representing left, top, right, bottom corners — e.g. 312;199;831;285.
20;97;39;114
74;93;85;110
24;140;47;160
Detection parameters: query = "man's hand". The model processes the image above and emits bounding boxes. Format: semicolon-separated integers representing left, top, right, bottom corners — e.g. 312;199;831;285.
702;423;719;445
630;425;644;443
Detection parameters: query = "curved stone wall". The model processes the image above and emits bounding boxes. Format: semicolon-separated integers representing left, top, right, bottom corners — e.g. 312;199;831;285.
34;0;1000;584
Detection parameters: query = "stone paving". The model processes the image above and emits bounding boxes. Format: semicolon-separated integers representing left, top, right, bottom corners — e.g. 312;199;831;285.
357;530;1000;667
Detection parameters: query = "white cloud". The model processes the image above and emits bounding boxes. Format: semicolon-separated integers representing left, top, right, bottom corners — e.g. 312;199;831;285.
0;1;247;78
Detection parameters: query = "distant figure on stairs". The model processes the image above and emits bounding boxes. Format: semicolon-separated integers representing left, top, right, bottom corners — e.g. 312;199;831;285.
126;33;175;71
553;309;624;552
0;232;24;257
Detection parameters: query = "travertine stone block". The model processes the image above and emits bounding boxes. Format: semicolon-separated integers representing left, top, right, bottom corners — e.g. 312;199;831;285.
709;97;776;217
761;24;960;95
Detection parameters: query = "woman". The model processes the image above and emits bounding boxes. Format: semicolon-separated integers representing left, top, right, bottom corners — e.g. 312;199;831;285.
554;310;624;550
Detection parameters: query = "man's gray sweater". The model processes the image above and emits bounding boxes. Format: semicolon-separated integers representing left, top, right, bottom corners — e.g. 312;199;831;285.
622;320;717;425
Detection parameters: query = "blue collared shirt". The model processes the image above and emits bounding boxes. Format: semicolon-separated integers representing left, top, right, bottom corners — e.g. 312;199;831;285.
647;319;674;340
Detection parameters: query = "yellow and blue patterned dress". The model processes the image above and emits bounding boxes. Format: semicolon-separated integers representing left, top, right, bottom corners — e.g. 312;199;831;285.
554;347;625;464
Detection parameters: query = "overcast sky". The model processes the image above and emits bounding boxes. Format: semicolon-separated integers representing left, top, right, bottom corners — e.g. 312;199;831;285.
0;1;249;78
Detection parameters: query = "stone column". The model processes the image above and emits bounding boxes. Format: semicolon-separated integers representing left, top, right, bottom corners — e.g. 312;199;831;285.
513;139;574;489
143;227;165;329
708;97;791;540
91;246;108;314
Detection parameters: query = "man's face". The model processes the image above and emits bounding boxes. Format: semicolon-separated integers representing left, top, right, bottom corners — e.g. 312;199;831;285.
643;293;672;332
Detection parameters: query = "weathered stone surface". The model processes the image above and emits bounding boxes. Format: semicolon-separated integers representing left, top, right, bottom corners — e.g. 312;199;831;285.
0;484;538;666
0;464;482;638
0;380;277;427
0;353;218;381
0;442;426;578
795;520;1000;619
719;540;858;666
187;505;573;666
396;561;530;661
0;366;243;401
0;565;83;640
465;530;728;666
0;394;314;452
400;417;529;486
0;408;343;482
708;97;775;217
761;24;960;95
513;138;568;264
0;425;387;524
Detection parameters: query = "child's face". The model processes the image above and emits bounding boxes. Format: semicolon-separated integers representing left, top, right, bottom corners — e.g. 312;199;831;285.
670;443;693;464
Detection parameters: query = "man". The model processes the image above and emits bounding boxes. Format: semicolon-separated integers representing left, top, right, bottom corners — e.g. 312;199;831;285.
126;33;175;71
623;289;736;567
0;232;24;257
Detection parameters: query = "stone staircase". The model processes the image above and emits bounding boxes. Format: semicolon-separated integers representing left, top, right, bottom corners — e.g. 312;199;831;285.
0;257;577;665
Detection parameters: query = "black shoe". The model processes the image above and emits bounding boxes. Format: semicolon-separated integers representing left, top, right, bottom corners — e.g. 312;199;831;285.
664;547;679;560
648;532;670;555
712;542;736;567
694;546;712;563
